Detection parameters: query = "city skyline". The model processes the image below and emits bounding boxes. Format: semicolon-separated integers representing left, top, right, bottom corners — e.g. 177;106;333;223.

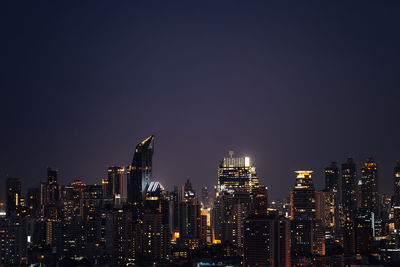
2;135;400;201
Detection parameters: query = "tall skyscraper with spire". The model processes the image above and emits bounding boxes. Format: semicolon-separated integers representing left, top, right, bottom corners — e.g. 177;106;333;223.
127;135;155;204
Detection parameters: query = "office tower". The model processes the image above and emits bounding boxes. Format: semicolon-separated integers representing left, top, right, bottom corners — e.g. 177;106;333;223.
183;179;195;199
290;171;315;219
290;218;314;261
321;190;339;250
393;161;400;231
47;167;59;203
244;214;290;267
342;158;357;255
290;171;325;263
217;151;258;193
201;186;210;208
251;186;268;216
360;157;378;216
26;188;40;218
106;208;136;266
212;191;232;243
127;135;154;204
229;189;252;253
6;177;21;216
107;166;125;198
142;182;171;264
394;161;400;200
325;162;339;191
353;214;373;257
179;200;201;240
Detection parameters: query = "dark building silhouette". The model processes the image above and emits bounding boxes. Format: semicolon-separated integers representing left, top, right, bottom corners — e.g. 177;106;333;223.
6;178;21;216
142;182;171;264
325;162;339;191
47;167;59;203
341;158;357;255
251;186;269;216
244;214;290;267
360;157;378;216
106;166;125;198
127;135;154;204
393;161;400;231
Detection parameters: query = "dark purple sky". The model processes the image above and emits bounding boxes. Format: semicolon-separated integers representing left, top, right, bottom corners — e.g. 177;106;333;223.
1;1;400;200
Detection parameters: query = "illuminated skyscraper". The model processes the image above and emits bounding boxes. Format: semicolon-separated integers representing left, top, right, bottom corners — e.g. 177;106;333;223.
107;166;125;198
290;171;315;219
290;171;325;263
127;135;154;204
360;157;378;216
325;162;339;191
217;151;258;193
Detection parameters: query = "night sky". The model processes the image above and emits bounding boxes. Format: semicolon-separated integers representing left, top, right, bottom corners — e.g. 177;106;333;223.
1;1;400;200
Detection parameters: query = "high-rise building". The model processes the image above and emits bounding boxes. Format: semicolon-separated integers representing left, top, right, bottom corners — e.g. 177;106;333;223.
342;158;357;221
6;178;21;216
107;166;125;198
290;171;315;219
201;186;210;208
251;186;268;216
26;188;40;218
394;161;400;201
217;151;258;193
244;214;290;267
47;167;59;203
341;158;357;255
325;162;339;191
392;161;400;231
360;157;378;216
142;182;171;264
290;171;325;263
127;135;154;204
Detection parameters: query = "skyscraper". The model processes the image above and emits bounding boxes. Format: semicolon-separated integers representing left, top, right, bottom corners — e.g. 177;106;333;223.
127;135;154;204
142;182;171;264
360;157;378;216
107;166;125;198
217;151;258;193
244;214;291;267
392;161;400;231
325;162;339;191
47;167;59;203
341;158;357;255
6;178;21;216
290;171;315;219
394;161;400;200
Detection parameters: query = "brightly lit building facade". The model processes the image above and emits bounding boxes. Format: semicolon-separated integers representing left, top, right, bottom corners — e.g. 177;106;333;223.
217;151;258;193
290;171;316;219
